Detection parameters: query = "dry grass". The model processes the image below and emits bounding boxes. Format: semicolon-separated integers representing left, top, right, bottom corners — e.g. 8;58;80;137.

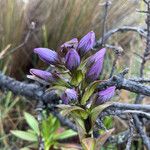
0;0;142;73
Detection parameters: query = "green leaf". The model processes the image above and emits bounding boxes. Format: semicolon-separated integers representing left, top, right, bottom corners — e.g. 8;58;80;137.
55;129;77;140
72;116;86;141
81;81;101;105
24;112;39;135
42;115;60;139
71;70;83;86
57;105;85;116
82;138;96;150
90;103;112;128
46;85;66;92
11;130;38;142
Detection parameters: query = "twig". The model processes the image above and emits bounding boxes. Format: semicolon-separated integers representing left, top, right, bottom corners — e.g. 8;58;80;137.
124;110;150;117
98;102;150;118
0;44;11;59
108;130;130;144
129;77;150;83
133;115;150;150
105;44;123;78
133;52;144;59
109;55;119;78
101;0;110;46
36;101;45;150
1;68;150;102
125;115;134;150
52;111;77;131
95;26;146;48
97;72;150;97
105;44;123;54
0;22;35;59
135;0;150;103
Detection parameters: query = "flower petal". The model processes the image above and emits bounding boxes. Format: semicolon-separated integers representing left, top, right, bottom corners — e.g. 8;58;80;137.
61;38;78;50
78;31;95;56
96;86;116;104
65;49;80;71
61;89;78;104
30;69;55;82
34;48;60;65
86;48;106;81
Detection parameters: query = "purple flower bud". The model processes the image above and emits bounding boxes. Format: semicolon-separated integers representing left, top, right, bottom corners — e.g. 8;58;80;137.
61;89;78;104
34;48;60;65
65;48;80;71
61;38;78;50
96;86;116;105
78;31;95;56
30;69;55;82
86;48;106;81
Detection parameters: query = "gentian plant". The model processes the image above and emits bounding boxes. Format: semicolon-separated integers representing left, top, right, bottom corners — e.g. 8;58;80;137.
28;31;116;150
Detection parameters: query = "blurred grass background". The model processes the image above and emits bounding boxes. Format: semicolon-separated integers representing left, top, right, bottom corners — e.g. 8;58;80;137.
0;0;149;149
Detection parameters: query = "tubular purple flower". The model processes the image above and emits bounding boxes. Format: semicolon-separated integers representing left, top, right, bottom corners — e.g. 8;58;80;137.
34;48;60;65
65;48;80;71
61;89;78;104
61;38;78;50
78;31;95;56
86;48;106;81
96;86;116;105
30;69;55;82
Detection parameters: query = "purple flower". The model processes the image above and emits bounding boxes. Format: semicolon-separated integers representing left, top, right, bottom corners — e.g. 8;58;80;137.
61;38;78;50
34;48;60;65
30;69;55;82
86;48;106;81
61;89;78;104
78;31;95;56
65;48;80;71
96;86;116;105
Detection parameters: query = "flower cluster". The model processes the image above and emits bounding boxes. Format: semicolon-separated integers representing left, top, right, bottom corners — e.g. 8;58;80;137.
29;31;116;106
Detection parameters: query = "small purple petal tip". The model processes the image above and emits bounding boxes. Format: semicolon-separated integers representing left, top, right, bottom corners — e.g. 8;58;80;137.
86;48;106;81
96;86;116;105
61;38;78;50
34;48;60;65
78;31;95;56
30;69;55;82
61;89;78;104
65;48;80;71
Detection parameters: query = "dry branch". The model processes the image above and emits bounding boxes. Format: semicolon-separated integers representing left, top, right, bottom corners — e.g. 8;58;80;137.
1;70;150;102
95;26;146;48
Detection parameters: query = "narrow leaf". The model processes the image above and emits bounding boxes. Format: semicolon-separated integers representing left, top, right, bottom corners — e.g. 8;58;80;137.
82;138;96;150
24;112;39;135
81;81;101;105
11;130;38;142
72;116;86;141
71;70;83;86
57;105;85;116
55;129;77;140
90;103;112;127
